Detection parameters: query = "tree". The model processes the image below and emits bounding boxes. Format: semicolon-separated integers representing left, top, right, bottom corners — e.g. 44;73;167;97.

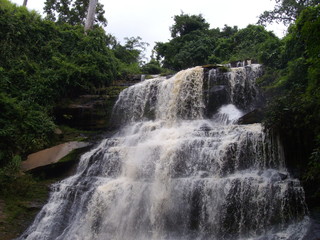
220;25;238;38
170;13;210;38
141;59;162;74
43;0;107;26
231;25;279;61
124;36;149;65
84;0;97;31
113;36;149;64
154;13;217;70
258;0;320;26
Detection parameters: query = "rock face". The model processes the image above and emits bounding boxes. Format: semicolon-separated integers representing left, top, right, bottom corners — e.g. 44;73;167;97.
54;95;111;130
237;108;264;124
203;63;264;118
203;66;230;116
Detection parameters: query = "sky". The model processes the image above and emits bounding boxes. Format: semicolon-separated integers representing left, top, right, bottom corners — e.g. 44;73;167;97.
11;0;287;59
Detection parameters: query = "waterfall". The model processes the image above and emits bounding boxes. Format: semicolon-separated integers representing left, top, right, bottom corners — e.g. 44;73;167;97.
18;65;311;240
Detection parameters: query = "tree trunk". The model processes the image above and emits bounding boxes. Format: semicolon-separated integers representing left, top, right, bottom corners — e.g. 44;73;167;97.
84;0;98;31
23;0;28;6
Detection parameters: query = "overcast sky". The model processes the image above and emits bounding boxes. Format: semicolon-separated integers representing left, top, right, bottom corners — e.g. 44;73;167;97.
11;0;286;58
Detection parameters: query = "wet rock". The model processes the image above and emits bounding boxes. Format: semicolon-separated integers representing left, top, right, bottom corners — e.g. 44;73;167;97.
227;59;257;68
203;67;230;117
206;85;229;116
200;123;212;132
202;64;224;69
279;172;288;180
237;109;264;124
199;171;209;178
126;74;143;82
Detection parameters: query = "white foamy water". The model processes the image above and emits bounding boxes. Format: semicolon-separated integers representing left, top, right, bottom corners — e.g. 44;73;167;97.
213;104;244;124
18;66;311;240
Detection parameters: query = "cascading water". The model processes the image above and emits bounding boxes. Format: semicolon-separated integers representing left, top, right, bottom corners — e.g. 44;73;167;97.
19;64;311;240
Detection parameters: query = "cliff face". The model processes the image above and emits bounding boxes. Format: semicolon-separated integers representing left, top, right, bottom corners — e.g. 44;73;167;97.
54;95;111;131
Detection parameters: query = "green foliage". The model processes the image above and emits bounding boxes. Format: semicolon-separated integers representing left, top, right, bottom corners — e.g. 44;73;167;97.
258;0;320;26
170;13;210;38
155;15;279;70
113;36;149;67
43;0;107;26
260;5;320;193
303;140;320;204
155;29;218;70
0;155;22;196
296;6;320;98
118;62;141;78
141;59;162;74
155;13;218;70
0;172;56;239
258;37;283;68
230;25;279;62
0;93;55;164
262;5;320;95
111;36;151;78
220;25;238;38
0;4;118;100
304;144;320;181
0;1;121;170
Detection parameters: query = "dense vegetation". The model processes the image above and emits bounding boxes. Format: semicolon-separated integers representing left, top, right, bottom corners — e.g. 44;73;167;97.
0;0;113;171
260;4;320;204
0;0;150;196
154;13;280;71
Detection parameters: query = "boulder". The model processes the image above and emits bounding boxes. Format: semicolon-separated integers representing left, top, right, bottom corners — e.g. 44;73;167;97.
21;141;90;172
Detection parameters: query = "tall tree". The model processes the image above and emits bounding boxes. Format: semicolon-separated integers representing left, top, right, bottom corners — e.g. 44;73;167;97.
84;0;97;31
43;0;107;26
